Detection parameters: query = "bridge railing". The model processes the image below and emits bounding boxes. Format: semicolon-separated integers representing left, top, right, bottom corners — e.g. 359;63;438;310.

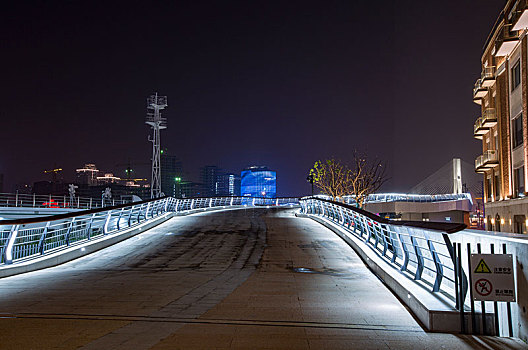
0;196;299;266
299;197;468;304
0;192;129;210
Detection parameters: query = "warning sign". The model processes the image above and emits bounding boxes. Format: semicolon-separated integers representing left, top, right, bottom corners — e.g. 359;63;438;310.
470;254;516;302
474;259;491;273
474;278;492;296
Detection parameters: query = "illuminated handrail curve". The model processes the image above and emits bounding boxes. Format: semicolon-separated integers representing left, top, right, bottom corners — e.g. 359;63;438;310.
0;196;299;266
0;192;129;210
299;197;468;305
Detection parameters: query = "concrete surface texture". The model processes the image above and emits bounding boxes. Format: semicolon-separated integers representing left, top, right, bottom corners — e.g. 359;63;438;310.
0;208;526;349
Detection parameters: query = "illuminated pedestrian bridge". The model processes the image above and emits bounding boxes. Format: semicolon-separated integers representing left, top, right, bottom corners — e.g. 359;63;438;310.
0;195;526;349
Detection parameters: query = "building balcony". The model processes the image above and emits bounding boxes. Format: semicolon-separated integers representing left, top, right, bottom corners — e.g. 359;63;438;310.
473;79;487;104
475;150;499;173
512;0;528;31
494;25;519;57
473;108;497;139
480;66;496;87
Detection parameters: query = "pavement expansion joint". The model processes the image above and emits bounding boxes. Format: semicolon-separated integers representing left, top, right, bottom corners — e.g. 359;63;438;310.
4;312;424;333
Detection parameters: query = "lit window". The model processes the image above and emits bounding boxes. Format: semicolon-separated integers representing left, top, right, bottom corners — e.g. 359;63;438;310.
512;60;521;91
512;115;523;148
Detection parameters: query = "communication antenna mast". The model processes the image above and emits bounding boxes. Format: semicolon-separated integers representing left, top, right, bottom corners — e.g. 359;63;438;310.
146;93;167;198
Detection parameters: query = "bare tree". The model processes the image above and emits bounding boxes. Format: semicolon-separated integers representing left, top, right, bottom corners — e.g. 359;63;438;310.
310;159;352;200
350;151;389;208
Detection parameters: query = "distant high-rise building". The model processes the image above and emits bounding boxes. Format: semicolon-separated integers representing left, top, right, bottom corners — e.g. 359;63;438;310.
160;151;183;197
216;173;241;196
76;164;100;185
179;181;203;198
201;165;220;197
241;166;276;198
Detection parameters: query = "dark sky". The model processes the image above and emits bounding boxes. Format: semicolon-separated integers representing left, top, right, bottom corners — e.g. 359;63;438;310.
0;1;505;196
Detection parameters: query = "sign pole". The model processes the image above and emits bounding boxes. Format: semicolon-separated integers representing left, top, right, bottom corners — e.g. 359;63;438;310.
503;243;513;337
467;243;477;334
477;243;487;335
458;243;466;334
490;244;500;336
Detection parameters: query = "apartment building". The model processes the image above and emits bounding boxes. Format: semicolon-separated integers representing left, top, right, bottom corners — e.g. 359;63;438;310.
474;0;528;233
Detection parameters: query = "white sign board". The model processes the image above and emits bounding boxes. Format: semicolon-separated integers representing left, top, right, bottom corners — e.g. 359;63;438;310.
470;254;515;302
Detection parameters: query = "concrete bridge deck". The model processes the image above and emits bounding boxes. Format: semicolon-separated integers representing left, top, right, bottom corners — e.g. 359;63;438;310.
0;208;525;349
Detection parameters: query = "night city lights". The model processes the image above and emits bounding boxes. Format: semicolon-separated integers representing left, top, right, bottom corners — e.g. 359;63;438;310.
0;1;527;349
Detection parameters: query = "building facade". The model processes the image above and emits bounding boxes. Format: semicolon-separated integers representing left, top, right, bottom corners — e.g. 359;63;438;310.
216;173;241;196
473;0;528;233
160;152;183;197
241;166;276;198
200;166;220;197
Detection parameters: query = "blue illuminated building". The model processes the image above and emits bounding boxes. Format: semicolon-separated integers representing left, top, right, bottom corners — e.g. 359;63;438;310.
241;166;276;198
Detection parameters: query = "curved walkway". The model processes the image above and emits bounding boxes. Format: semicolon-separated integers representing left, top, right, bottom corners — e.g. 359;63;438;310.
0;208;525;349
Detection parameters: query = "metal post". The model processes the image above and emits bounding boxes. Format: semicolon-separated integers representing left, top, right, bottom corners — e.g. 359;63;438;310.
458;243;465;334
38;221;51;254
467;243;477;334
454;243;460;310
116;208;125;230
65;217;75;246
477;243;487;335
15;191;18;207
103;210;113;234
33;193;36;208
490;244;499;336
3;225;20;264
86;213;96;240
428;240;443;292
503;243;513;337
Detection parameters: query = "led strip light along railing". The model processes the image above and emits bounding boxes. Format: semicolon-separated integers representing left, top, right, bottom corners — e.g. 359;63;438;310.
0;196;300;266
299;196;468;305
0;192;130;210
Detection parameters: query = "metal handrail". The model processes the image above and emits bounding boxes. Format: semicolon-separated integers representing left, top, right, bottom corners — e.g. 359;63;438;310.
0;196;300;266
299;197;468;304
0;192;129;210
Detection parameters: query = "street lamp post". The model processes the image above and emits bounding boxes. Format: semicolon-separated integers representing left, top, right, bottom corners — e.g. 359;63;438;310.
306;174;314;197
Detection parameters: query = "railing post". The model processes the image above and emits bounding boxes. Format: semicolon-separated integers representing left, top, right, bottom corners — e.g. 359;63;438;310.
116;208;125;230
428;239;443;292
38;221;51;254
191;199;195;210
77;197;80;209
33;193;36;208
89;197;92;209
3;225;19;264
65;217;75;246
411;236;424;281
398;227;410;272
86;213;96;240
15;191;18;207
103;210;113;234
137;204;143;222
146;202;151;218
127;206;135;227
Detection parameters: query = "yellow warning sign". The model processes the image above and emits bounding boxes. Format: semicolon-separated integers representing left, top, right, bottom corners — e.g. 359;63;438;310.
474;259;492;273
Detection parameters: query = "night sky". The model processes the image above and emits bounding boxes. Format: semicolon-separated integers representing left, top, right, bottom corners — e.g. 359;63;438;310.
0;1;505;196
